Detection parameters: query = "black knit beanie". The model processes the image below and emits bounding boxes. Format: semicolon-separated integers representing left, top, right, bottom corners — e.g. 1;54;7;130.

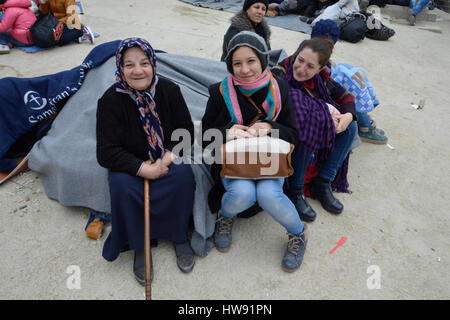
224;31;269;74
243;0;269;12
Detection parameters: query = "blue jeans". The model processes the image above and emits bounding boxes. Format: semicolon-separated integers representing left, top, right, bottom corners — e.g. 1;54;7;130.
410;0;431;16
0;33;29;47
290;121;357;186
356;111;371;128
221;177;304;235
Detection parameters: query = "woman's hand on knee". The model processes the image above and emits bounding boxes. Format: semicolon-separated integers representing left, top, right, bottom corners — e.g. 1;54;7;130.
334;113;353;134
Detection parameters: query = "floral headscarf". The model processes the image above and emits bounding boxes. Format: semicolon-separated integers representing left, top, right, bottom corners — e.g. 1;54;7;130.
114;37;164;162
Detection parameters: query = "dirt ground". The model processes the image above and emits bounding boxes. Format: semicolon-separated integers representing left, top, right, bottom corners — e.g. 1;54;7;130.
0;0;449;300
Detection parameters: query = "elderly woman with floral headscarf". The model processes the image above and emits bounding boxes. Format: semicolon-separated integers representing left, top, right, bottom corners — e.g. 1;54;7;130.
96;38;196;285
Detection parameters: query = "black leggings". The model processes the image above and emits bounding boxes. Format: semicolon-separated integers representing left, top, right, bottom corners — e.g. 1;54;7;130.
58;26;83;46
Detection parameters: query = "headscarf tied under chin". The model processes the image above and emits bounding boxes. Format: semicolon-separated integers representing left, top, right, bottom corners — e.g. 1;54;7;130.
114;37;164;163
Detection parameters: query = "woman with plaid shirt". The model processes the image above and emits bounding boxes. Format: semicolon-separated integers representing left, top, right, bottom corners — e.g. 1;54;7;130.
272;38;357;221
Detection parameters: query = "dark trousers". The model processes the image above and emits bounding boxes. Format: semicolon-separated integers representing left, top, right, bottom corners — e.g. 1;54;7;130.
289;121;357;189
102;163;195;262
59;27;83;46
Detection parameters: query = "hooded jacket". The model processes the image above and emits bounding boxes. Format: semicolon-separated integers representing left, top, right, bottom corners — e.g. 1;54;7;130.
0;0;36;45
220;10;271;61
39;0;79;28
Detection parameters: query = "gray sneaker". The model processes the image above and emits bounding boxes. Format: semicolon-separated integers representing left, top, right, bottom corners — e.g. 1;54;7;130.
282;224;308;272
214;213;234;253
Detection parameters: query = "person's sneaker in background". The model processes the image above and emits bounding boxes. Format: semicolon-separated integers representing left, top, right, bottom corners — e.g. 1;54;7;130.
82;26;95;44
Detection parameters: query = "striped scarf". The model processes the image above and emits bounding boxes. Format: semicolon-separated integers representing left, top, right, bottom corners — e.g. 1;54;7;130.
220;69;282;125
114;37;164;163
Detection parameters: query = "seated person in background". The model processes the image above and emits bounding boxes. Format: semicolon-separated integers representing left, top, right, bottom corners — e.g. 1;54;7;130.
266;0;300;17
38;0;94;45
0;0;36;53
202;31;308;273
299;0;338;24
221;0;271;61
97;38;196;285
272;38;357;219
311;19;388;144
408;0;431;25
311;0;360;25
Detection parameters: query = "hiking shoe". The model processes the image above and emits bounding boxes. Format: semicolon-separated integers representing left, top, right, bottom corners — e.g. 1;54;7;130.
214;213;234;253
0;44;10;54
358;126;388;144
282;224;308;272
82;26;95;44
299;16;314;24
133;248;153;286
174;241;195;273
368;118;385;136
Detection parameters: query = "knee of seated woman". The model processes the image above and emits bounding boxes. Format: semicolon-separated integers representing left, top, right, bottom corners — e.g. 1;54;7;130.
347;121;357;136
255;179;285;202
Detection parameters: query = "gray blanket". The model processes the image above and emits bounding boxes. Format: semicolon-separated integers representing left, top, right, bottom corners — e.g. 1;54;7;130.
28;50;287;257
179;0;312;34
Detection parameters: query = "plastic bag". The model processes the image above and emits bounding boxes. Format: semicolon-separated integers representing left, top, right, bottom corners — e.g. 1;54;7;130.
330;63;379;113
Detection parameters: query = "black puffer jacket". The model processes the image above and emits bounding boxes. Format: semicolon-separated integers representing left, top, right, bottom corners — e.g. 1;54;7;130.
220;10;271;61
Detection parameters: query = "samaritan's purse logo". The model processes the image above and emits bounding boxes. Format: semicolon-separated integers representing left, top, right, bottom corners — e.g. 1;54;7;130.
24;91;47;110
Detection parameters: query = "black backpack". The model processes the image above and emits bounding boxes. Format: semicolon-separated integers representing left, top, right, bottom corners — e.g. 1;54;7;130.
30;14;64;48
339;13;368;43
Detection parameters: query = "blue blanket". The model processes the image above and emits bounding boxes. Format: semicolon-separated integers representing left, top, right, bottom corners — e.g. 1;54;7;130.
0;40;121;172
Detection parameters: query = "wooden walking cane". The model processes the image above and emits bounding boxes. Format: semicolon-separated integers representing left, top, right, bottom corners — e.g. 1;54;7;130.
144;161;152;300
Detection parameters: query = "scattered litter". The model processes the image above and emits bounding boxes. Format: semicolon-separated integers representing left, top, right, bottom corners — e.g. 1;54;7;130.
18;205;27;210
329;236;347;255
411;99;425;110
431;248;435;252
437;257;441;262
386;143;395;150
418;99;425;109
373;248;379;254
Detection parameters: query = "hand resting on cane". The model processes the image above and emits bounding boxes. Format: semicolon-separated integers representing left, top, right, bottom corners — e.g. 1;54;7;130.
138;152;174;180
